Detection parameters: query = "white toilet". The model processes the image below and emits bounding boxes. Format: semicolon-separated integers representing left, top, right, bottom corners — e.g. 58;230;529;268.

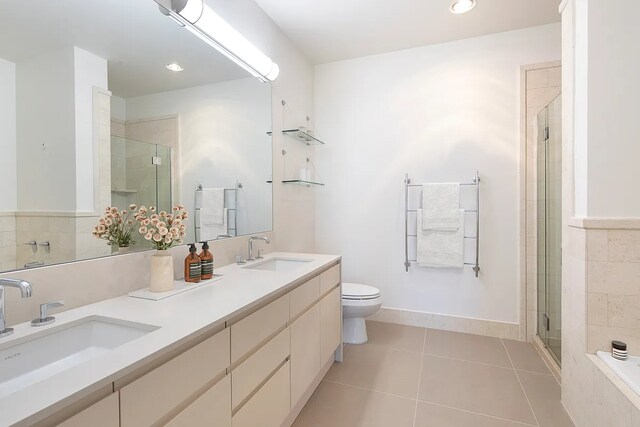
341;282;382;344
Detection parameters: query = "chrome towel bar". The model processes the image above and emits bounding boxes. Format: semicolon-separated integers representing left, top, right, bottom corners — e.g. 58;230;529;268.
404;172;481;277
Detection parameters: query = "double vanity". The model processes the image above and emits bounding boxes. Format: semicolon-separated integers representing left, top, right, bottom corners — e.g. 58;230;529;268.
0;253;342;427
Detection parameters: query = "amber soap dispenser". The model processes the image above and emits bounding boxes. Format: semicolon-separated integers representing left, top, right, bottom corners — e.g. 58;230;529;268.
199;241;214;280
185;243;201;283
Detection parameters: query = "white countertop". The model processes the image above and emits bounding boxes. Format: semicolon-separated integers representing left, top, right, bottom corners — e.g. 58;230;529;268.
0;252;340;426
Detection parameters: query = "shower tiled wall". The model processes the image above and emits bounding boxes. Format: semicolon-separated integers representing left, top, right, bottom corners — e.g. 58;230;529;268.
0;214;16;271
583;222;640;353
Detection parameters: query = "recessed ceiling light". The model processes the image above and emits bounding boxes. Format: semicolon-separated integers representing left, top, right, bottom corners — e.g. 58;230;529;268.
450;0;477;14
165;63;184;72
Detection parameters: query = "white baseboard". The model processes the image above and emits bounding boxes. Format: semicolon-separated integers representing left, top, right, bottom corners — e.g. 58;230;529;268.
368;307;521;340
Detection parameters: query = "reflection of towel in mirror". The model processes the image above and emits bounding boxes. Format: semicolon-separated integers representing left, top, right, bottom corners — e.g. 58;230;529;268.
421;183;460;231
200;208;228;241
201;188;225;225
417;209;464;268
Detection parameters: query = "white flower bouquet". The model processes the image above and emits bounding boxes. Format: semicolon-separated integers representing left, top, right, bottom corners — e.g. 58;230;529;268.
93;205;139;248
134;205;188;251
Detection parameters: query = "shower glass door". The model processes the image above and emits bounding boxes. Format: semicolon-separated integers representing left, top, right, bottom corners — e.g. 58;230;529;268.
537;94;562;365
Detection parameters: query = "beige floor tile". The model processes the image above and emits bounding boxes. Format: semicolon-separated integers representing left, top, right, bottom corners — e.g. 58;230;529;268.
518;370;574;427
502;339;551;374
424;329;512;368
365;320;426;353
325;344;422;398
292;381;415;427
415;402;535;427
419;355;537;425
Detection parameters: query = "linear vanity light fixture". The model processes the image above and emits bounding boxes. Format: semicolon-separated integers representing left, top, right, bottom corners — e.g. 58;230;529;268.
156;0;280;82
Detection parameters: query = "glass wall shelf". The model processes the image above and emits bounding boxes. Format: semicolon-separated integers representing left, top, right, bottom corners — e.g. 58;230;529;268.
282;179;325;187
267;129;325;145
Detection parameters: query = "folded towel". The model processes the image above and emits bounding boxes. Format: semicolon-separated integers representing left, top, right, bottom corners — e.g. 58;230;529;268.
417;209;464;268
199;208;228;241
421;183;460;231
201;188;225;225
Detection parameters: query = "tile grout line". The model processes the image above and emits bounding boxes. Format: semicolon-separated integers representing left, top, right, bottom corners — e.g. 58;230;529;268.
412;328;427;427
422;352;518;371
320;379;538;427
501;338;541;427
321;379;417;402
367;323;553;375
418;401;539;427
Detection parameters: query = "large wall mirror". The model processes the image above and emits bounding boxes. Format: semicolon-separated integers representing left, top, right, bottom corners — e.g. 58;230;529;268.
0;0;273;273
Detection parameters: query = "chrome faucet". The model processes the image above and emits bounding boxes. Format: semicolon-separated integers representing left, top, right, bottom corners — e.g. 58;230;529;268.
248;236;270;261
0;278;33;338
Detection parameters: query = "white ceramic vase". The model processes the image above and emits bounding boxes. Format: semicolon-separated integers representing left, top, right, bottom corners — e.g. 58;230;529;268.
149;250;174;293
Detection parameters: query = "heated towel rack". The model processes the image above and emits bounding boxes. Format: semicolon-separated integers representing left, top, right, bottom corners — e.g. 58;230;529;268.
404;172;481;277
194;182;242;240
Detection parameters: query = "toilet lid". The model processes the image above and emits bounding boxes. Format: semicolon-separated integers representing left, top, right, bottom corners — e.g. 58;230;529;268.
342;282;381;300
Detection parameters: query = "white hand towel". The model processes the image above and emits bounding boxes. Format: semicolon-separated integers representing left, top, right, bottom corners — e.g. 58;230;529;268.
421;183;460;231
417;209;464;268
200;208;228;241
201;188;225;225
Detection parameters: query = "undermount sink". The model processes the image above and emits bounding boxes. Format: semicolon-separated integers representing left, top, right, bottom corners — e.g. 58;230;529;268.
244;257;312;272
0;316;159;398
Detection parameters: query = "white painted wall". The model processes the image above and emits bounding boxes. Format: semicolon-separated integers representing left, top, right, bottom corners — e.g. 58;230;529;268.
124;77;272;240
315;24;561;323
0;58;17;212
583;0;640;217
73;47;108;212
16;48;76;211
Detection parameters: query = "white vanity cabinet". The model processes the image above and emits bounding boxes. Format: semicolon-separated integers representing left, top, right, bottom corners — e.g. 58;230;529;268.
290;304;322;405
41;259;341;427
56;393;119;427
119;327;231;427
229;262;342;423
320;287;342;363
166;375;232;427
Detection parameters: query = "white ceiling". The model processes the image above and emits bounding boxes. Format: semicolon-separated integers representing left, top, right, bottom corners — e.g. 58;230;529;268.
0;0;249;98
254;0;562;64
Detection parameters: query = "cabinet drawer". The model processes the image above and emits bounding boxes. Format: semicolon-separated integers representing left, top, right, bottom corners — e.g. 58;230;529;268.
232;327;290;410
321;287;342;364
58;393;119;427
290;276;320;318
232;361;290;427
290;304;321;406
319;264;341;294
120;328;230;427
231;294;289;363
166;375;231;427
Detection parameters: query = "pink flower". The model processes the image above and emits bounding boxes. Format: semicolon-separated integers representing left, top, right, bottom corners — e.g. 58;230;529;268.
139;226;147;234
153;234;162;242
144;232;153;241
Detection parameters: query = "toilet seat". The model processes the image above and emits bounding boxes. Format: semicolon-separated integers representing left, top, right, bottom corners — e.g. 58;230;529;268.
342;282;380;301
